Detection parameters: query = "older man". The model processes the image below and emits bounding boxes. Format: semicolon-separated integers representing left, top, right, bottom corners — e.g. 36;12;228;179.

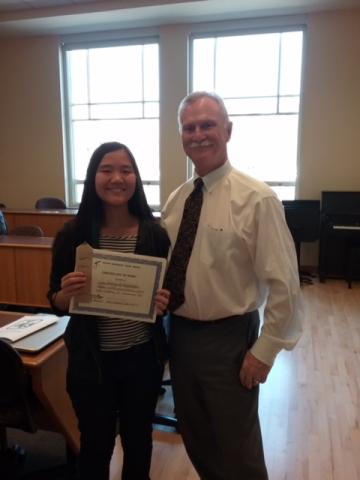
162;91;302;480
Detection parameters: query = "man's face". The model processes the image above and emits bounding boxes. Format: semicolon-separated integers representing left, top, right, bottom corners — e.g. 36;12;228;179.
180;97;232;176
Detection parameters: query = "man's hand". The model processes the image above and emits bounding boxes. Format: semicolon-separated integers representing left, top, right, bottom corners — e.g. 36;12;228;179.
239;351;271;390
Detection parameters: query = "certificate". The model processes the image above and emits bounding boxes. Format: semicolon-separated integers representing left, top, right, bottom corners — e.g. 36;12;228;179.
69;243;167;323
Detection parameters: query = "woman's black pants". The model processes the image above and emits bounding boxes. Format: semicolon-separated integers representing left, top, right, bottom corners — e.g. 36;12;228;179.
69;341;163;480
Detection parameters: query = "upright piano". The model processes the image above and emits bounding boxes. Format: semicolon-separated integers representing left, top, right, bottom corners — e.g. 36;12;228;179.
318;191;360;282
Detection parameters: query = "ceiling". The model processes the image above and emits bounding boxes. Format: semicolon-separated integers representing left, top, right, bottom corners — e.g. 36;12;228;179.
0;0;359;37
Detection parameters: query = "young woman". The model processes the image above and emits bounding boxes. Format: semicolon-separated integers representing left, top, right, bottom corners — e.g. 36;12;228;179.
48;142;170;480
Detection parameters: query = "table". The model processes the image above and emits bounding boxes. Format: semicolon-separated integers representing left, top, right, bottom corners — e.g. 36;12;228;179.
0;311;80;453
4;209;76;237
0;235;53;308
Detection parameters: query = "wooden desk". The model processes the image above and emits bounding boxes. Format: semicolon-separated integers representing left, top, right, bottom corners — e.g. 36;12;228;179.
0;235;53;308
4;208;76;237
0;312;80;453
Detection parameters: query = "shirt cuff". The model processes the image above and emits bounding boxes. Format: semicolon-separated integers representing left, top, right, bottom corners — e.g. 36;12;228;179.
250;334;281;366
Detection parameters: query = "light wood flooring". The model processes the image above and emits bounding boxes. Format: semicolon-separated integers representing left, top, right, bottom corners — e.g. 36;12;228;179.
110;279;360;480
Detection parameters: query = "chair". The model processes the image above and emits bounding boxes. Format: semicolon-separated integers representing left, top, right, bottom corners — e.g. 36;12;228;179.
0;211;8;235
35;197;66;209
282;200;320;285
0;339;37;478
154;376;179;432
9;225;44;237
153;315;178;432
0;339;77;479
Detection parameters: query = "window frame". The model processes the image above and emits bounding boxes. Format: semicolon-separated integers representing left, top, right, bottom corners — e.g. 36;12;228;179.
188;25;306;198
61;35;160;208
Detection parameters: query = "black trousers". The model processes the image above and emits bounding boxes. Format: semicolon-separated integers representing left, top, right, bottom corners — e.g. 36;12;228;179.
169;312;268;480
69;341;163;480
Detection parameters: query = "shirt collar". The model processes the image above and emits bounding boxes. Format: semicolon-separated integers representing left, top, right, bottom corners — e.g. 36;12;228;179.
194;160;233;193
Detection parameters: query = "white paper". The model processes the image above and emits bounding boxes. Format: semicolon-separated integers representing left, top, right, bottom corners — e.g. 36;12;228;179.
0;314;58;342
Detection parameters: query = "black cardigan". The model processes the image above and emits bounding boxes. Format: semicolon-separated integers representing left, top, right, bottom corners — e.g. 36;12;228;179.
47;218;170;390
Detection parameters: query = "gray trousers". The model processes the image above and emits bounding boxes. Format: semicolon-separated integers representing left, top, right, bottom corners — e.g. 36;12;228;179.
169;312;268;480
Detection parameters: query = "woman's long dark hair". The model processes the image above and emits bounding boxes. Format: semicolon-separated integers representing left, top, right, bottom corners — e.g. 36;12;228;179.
76;142;154;242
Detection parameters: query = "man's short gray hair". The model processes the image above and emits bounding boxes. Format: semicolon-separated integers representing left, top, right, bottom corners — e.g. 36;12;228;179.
177;91;230;129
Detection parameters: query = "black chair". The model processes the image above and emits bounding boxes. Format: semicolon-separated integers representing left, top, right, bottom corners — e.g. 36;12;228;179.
9;225;44;237
0;339;77;479
0;211;8;235
153;315;178;432
282;200;321;285
154;376;179;432
0;340;36;478
35;197;66;210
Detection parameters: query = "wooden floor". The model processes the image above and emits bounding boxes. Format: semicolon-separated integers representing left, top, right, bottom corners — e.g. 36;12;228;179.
110;279;360;480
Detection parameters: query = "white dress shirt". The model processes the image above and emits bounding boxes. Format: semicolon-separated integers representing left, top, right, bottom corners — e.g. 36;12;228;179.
162;160;302;366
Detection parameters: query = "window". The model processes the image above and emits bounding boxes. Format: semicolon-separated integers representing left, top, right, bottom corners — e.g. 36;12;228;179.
191;30;304;199
62;39;159;208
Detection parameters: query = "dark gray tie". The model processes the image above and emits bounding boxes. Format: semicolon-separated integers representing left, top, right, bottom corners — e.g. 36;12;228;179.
164;177;204;312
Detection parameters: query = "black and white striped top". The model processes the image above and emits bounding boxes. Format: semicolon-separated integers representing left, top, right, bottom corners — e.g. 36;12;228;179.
97;234;152;351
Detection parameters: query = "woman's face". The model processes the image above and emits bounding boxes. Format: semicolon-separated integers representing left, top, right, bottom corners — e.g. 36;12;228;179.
95;149;137;208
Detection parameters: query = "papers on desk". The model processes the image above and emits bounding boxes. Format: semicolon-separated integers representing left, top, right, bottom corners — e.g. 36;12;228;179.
0;314;58;342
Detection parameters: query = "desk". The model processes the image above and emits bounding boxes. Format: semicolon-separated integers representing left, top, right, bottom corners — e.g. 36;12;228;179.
0;235;53;308
4;209;76;237
0;311;80;453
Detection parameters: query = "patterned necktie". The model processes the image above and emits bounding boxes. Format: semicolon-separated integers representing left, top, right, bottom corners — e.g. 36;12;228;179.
164;177;204;312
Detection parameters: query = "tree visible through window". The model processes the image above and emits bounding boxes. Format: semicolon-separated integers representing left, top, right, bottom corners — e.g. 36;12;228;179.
191;30;304;199
62;40;159;207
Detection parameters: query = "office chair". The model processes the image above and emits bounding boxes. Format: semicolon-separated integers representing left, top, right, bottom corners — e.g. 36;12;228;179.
154;376;179;432
0;339;77;479
0;339;37;478
0;211;8;235
282;200;320;285
153;315;179;432
35;197;66;210
9;225;44;237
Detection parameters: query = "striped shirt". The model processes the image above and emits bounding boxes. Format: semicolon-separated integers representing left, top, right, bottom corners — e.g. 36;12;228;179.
97;234;152;351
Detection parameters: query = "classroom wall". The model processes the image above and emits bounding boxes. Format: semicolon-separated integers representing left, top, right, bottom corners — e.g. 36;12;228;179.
297;9;360;265
0;37;66;207
0;9;359;265
298;9;360;198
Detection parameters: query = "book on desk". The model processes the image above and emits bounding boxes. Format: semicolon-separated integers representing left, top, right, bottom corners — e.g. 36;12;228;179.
0;314;69;352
